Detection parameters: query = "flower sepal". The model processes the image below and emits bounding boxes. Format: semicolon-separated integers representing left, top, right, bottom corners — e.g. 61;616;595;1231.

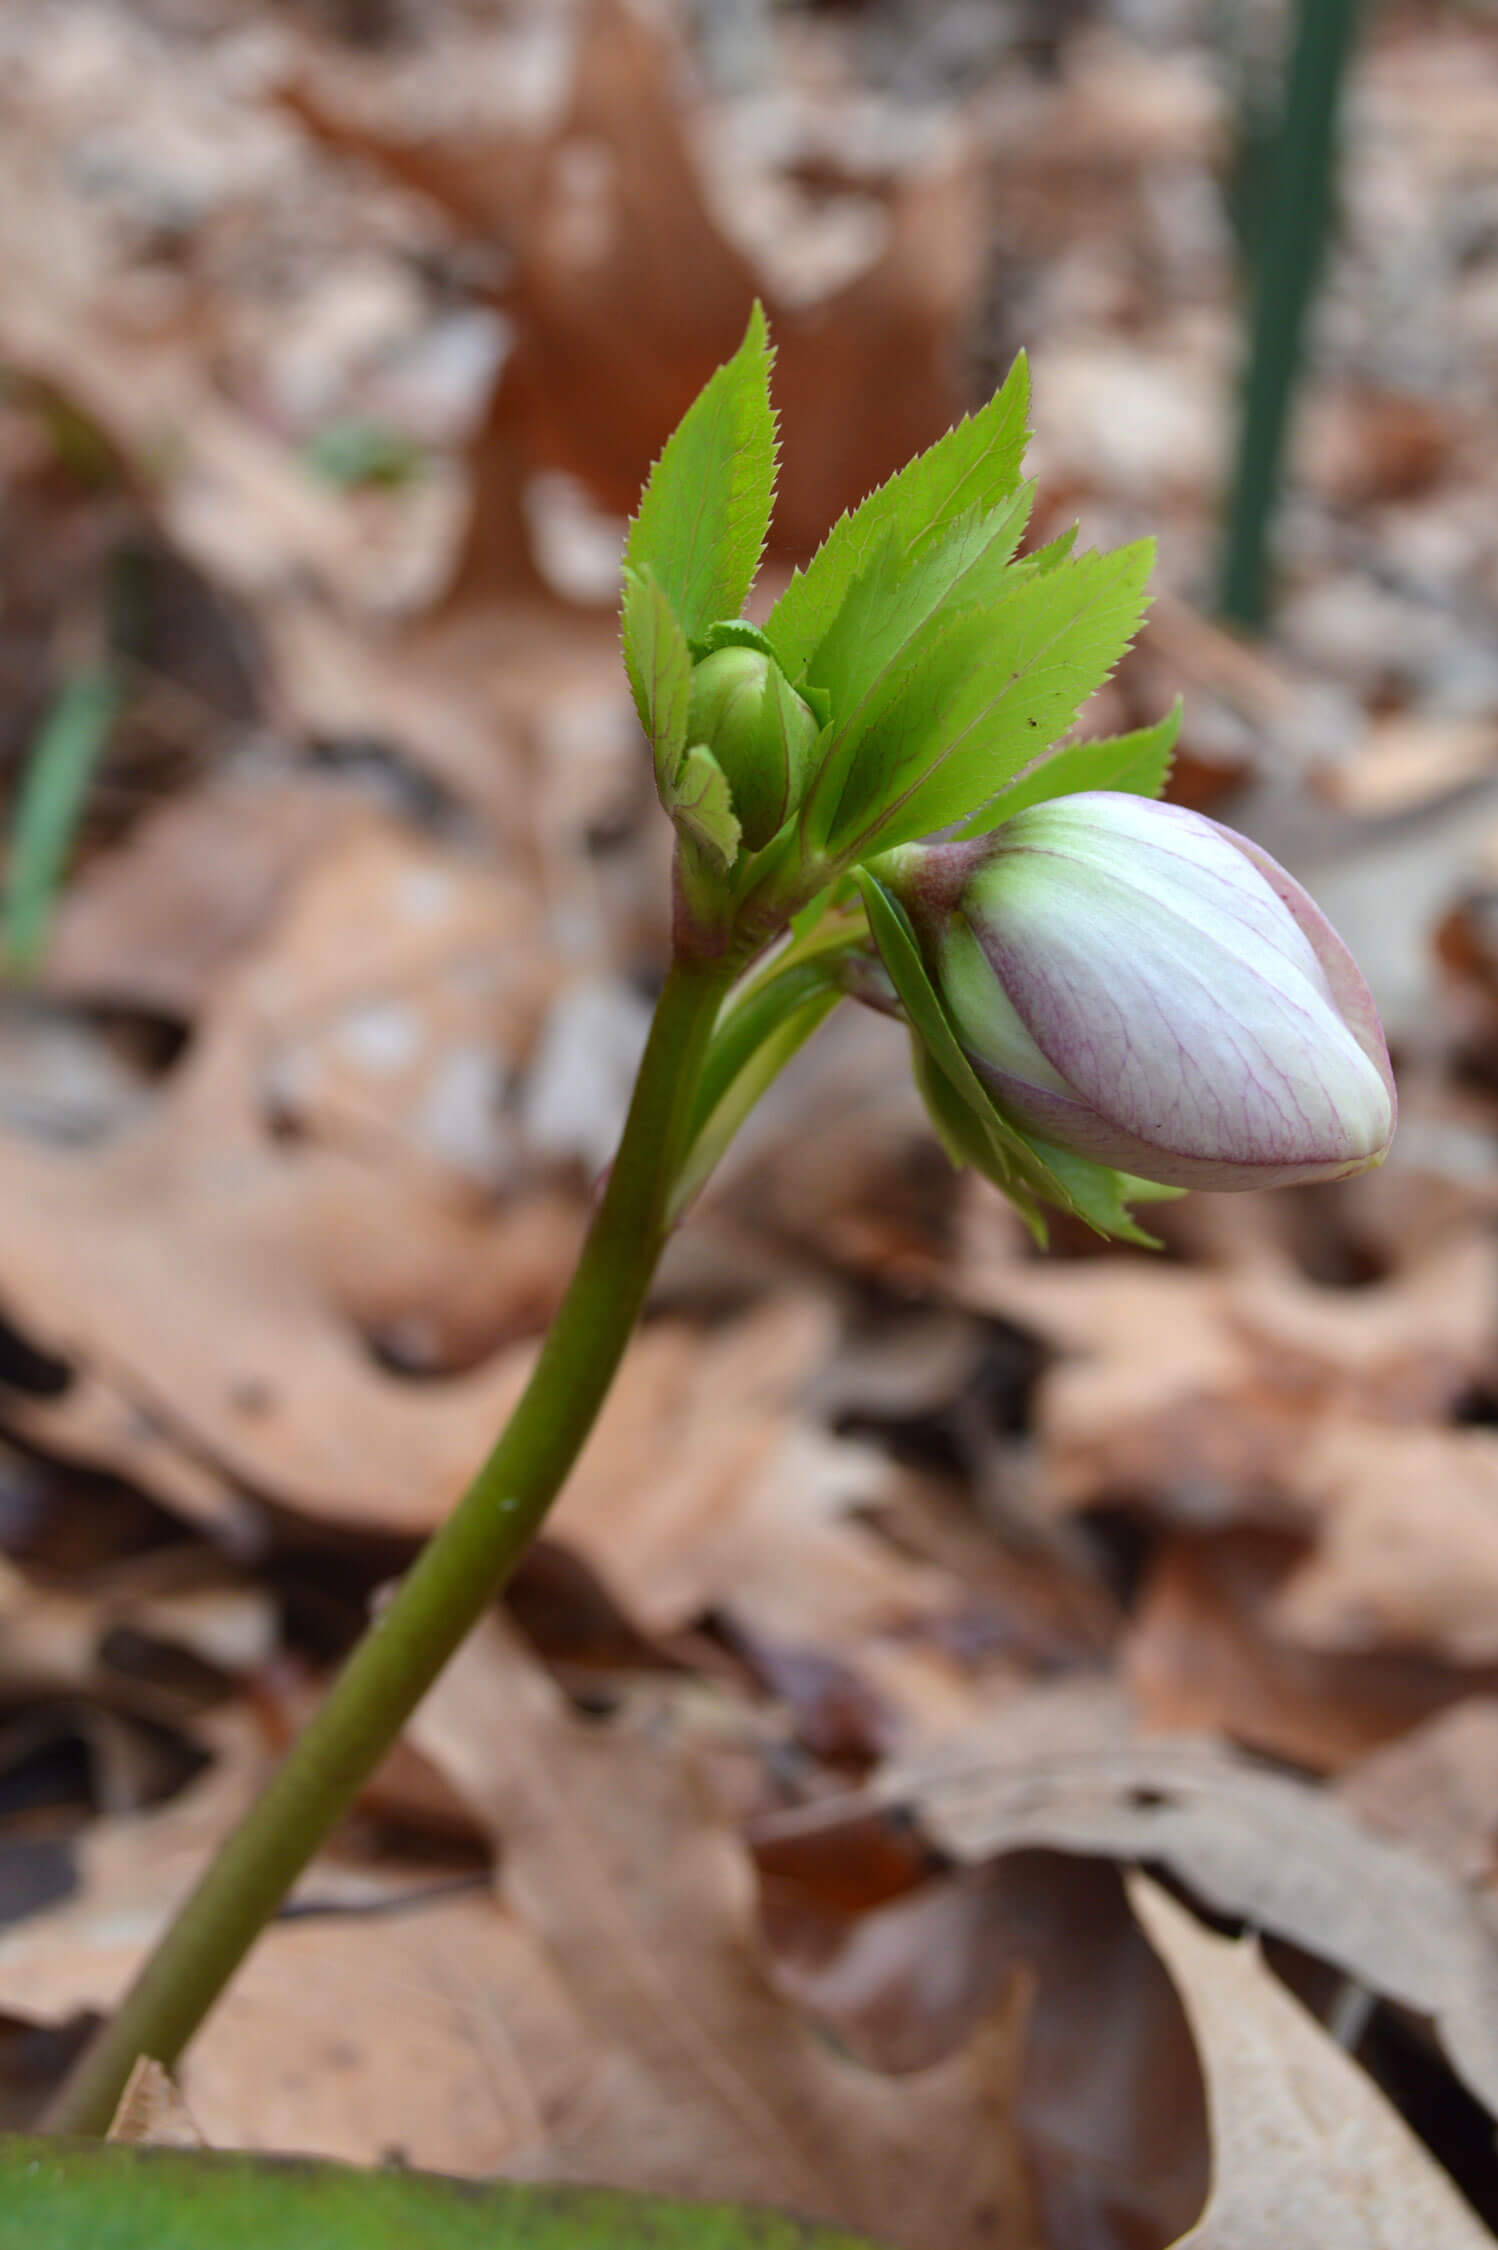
853;864;1182;1246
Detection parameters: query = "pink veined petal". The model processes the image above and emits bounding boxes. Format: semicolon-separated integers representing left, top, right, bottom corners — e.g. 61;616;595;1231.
947;792;1394;1189
1219;824;1397;1133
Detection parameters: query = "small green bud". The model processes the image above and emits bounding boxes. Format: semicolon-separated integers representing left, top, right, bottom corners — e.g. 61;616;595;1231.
686;647;820;852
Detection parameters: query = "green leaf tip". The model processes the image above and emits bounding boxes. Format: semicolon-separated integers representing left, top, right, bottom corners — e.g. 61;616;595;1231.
815;534;1157;862
624;300;778;644
766;353;1032;686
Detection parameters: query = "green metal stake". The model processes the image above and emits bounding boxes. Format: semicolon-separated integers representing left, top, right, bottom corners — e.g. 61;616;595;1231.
1217;0;1363;632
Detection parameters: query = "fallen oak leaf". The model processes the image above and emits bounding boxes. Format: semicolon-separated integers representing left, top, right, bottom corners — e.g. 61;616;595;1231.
407;1620;1044;2250
0;1717;577;2173
0;816;570;1528
952;1223;1498;1524
1124;1529;1498;1776
1274;1423;1498;1666
40;772;360;1023
756;1850;1208;2250
283;0;987;561
762;1681;1498;2124
1337;1699;1498;1889
1129;1876;1495;2249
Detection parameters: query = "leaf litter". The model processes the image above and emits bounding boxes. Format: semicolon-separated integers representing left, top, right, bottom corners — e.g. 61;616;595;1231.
1131;1876;1494;2250
2;2;1498;2246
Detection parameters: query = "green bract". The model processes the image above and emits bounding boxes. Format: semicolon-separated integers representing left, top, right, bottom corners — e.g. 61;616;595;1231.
620;305;1160;920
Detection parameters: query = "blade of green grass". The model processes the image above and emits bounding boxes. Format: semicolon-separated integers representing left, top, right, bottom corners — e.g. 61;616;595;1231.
3;664;122;973
1217;0;1363;630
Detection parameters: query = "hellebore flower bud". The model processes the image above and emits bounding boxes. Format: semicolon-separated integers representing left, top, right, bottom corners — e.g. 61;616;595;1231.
686;646;821;851
887;791;1395;1192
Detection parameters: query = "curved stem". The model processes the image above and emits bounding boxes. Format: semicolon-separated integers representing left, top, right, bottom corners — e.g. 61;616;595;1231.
45;950;738;2136
682;927;860;1150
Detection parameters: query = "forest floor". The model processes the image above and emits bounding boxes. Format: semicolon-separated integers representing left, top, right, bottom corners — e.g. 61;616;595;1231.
2;4;1498;2244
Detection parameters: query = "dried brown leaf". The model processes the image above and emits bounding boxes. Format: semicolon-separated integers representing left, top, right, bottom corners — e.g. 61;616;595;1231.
106;2056;205;2149
1125;1530;1498;1774
875;1683;1498;2120
409;1620;1043;2250
1131;1876;1495;2250
0;817;575;1526
0;1713;559;2170
1275;1425;1498;1664
1338;1700;1498;1888
42;775;357;1021
956;1228;1498;1530
288;0;985;561
761;1852;1208;2250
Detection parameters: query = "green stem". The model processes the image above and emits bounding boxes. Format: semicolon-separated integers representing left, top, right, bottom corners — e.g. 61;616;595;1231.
683;919;862;1146
1217;0;1362;631
44;949;738;2137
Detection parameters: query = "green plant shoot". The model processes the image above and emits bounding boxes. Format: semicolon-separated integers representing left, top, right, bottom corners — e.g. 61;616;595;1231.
45;306;1392;2149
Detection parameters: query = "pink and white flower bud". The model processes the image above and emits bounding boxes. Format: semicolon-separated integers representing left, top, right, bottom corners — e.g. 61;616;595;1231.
891;791;1395;1191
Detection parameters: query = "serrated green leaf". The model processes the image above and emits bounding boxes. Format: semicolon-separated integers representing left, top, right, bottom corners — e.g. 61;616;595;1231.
624;303;777;642
794;491;1034;855
824;540;1155;859
963;697;1181;835
669;743;741;868
806;487;1034;728
0;2140;888;2250
1005;522;1078;580
767;355;1031;682
620;565;692;795
797;677;833;730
